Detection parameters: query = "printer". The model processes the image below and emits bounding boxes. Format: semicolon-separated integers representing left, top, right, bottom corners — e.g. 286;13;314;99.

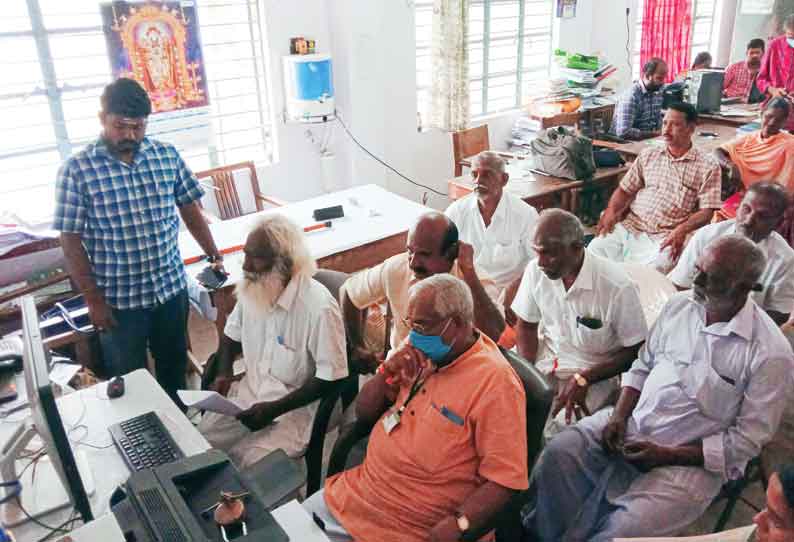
111;449;289;542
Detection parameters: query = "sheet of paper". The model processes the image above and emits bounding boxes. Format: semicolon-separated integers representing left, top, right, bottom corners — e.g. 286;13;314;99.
614;525;755;542
49;362;81;391
177;389;243;416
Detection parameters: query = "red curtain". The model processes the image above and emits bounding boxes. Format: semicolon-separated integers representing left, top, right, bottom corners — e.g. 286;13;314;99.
640;0;693;83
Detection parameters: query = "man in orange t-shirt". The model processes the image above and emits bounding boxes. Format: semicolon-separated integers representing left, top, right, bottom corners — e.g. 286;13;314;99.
303;273;528;542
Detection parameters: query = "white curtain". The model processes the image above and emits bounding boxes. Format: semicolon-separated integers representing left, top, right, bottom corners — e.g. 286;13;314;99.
429;0;470;132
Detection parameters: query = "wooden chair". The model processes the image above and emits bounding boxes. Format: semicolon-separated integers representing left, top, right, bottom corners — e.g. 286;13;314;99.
452;125;491;177
452;125;517;178
195;161;286;221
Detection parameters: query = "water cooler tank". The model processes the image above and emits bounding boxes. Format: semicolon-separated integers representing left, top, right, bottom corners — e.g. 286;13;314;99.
283;54;334;121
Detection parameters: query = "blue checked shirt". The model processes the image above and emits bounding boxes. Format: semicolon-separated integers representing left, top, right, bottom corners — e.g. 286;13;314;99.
53;137;204;310
611;80;664;140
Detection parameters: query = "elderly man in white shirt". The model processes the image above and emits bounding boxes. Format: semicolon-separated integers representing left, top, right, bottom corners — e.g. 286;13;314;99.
512;209;647;439
670;182;794;325
198;214;349;469
445;151;539;319
522;234;794;542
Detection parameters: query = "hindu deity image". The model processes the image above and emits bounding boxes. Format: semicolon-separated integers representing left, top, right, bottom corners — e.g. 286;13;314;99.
102;1;209;113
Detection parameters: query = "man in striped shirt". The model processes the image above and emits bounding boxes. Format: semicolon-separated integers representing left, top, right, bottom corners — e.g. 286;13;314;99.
611;58;667;140
723;38;765;102
54;78;223;407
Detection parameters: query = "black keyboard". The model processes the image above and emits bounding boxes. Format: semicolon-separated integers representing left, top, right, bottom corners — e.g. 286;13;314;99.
109;411;185;471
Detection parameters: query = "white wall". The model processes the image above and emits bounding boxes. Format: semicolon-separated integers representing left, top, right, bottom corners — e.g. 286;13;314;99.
729;3;775;64
258;0;644;209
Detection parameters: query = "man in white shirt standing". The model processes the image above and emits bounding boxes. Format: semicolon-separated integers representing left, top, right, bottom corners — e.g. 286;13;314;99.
512;209;647;439
445;151;539;321
198;214;349;468
670;182;794;325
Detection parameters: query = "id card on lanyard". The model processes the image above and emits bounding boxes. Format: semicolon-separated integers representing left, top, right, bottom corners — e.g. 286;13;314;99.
382;371;427;435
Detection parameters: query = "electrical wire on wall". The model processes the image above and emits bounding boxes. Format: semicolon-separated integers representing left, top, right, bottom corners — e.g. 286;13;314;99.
626;6;633;75
334;111;448;198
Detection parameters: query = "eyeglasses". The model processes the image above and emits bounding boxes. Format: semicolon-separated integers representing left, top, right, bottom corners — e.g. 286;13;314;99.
401;316;452;336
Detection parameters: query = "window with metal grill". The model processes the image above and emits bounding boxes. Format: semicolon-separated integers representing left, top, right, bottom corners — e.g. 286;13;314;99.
415;0;554;129
0;0;274;225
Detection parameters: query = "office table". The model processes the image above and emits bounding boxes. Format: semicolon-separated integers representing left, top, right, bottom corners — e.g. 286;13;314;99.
601;121;740;159
4;369;211;541
698;103;760;127
447;165;630;213
179;184;428;342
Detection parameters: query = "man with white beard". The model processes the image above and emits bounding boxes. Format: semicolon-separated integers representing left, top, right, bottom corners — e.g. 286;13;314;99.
197;214;349;469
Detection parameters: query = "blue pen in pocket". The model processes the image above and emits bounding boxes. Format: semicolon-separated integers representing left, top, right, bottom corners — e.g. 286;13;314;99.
432;401;464;426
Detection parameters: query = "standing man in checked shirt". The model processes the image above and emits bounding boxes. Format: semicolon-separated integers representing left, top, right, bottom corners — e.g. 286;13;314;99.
611;58;667;140
53;78;224;408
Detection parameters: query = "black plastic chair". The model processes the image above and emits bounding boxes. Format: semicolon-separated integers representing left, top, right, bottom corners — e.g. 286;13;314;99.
711;456;765;533
326;346;554;541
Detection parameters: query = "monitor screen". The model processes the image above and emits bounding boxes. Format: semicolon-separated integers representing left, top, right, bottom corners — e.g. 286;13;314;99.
21;295;93;524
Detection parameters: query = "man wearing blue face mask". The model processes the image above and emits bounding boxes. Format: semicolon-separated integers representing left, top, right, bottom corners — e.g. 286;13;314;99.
304;274;528;542
757;15;794;132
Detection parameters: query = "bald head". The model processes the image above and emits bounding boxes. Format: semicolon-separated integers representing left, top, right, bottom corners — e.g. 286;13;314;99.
533;209;585;281
407;212;458;279
535;209;585;247
693;234;766;320
709;234;766;286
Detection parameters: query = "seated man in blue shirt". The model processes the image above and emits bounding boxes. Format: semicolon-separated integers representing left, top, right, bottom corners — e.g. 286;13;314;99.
522;234;794;541
54;78;223;408
612;58;668;140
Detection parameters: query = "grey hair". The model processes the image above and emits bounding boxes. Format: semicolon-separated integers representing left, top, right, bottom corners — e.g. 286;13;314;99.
538;208;585;246
249;213;317;278
472;150;506;173
709;234;766;286
409;273;475;325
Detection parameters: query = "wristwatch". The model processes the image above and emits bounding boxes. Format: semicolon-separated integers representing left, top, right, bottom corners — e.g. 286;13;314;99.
455;511;470;535
206;253;223;263
573;372;589;387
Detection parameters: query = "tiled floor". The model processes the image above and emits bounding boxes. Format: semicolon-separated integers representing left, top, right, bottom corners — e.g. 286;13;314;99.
186;309;767;536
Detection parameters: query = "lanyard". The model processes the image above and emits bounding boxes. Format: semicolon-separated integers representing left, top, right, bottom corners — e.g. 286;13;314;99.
396;370;428;416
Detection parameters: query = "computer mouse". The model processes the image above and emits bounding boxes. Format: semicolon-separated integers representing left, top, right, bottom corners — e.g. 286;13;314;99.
107;376;125;399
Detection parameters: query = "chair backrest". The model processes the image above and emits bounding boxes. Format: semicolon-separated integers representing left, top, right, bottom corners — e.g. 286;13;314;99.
620;263;677;328
452;125;490;177
196;161;262;220
498;347;554;473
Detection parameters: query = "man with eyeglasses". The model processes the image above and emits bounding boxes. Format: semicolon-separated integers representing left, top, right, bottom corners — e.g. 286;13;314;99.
670;182;794;325
512;209;647;440
522;234;794;541
53;78;223;408
305;274;528;542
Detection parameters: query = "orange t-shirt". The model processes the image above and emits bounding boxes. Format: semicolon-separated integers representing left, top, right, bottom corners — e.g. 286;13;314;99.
721;131;794;193
324;334;528;542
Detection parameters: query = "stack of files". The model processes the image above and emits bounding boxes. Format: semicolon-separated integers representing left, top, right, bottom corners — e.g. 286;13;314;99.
511;116;541;147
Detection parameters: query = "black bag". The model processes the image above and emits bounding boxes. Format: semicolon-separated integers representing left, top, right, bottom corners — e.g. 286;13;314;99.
593;148;626;168
529;126;596;180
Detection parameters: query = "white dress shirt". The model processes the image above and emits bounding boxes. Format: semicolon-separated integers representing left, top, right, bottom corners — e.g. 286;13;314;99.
226;273;349;409
445;191;539;290
623;292;794;481
669;219;794;314
511;250;648;377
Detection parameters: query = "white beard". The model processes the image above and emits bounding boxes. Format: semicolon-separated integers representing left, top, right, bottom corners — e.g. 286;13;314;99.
235;271;287;314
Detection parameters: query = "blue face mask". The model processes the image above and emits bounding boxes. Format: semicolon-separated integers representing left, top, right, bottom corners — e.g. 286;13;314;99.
408;319;453;363
787;38;794;48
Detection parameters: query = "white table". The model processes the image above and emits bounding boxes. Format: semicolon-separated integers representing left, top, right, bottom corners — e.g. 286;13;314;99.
4;369;210;541
63;498;331;542
179;183;429;285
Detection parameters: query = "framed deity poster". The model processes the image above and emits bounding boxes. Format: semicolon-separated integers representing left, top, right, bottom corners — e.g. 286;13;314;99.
101;1;209;114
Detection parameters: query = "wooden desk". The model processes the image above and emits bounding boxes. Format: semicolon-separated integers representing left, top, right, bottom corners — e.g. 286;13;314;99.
179;184;428;344
447;165;629;213
698;103;760;127
606;121;738;159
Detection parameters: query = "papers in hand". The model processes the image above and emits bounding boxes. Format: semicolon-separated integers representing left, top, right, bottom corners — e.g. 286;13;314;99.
177;390;243;416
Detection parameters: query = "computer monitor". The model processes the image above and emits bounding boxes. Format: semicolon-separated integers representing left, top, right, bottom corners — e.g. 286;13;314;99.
686;69;724;113
0;296;94;525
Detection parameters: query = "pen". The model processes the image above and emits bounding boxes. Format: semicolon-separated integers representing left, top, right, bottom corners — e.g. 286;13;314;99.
183;221;333;264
